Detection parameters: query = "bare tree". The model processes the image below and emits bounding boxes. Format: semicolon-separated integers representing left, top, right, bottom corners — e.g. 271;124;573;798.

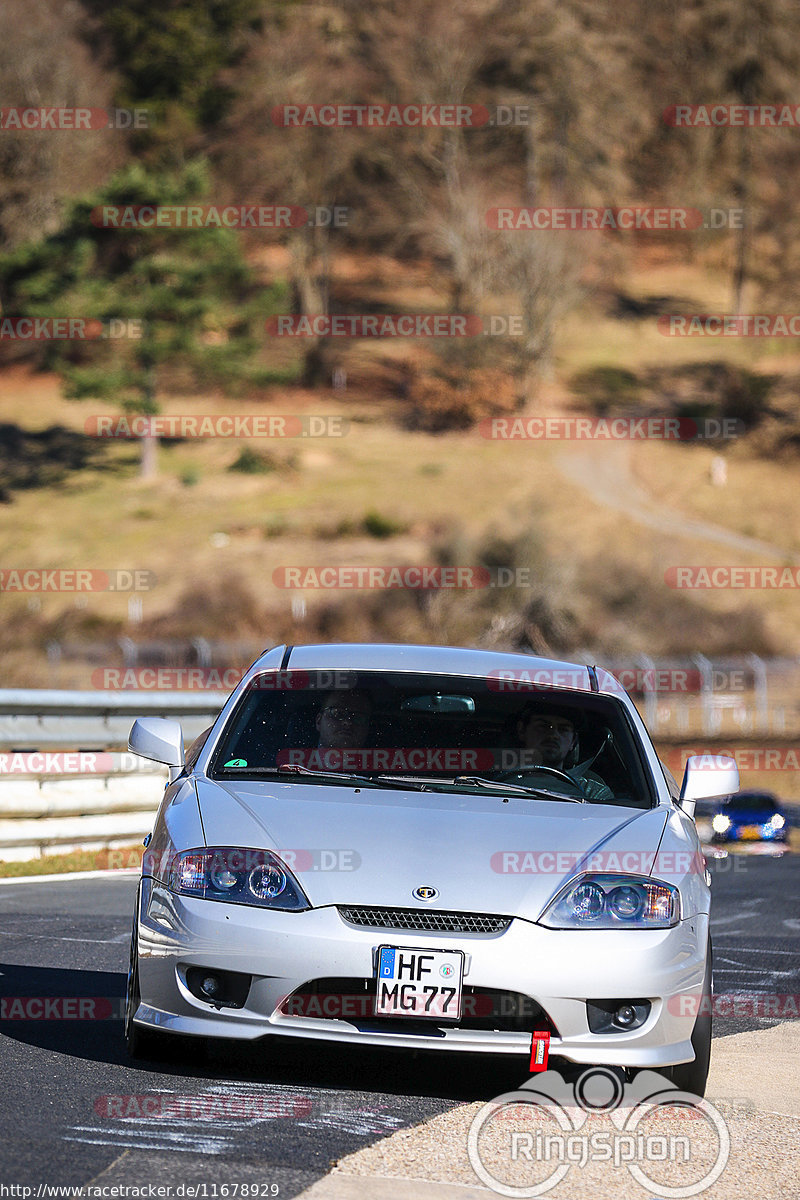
0;0;121;252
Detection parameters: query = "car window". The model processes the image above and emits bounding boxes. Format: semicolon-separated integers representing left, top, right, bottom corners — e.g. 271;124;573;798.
728;792;778;812
184;725;213;773
659;760;681;802
208;670;656;809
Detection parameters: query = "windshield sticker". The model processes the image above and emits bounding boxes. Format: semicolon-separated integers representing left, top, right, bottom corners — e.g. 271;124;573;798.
224;758;248;767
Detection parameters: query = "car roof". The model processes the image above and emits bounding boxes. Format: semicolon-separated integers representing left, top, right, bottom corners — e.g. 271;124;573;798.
251;642;627;698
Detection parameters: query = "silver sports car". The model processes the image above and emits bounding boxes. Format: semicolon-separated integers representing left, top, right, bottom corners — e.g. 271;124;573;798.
125;642;738;1095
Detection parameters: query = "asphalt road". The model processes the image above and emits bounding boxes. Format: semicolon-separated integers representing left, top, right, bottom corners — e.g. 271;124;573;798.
0;849;797;1197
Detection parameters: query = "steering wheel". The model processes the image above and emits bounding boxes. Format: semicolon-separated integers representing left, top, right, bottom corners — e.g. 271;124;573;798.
496;765;587;800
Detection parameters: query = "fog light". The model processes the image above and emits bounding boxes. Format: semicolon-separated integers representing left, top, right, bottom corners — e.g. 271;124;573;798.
200;974;221;998
185;966;253;1008
586;998;651;1033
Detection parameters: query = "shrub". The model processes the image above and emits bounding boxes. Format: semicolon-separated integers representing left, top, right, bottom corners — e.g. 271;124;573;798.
229;447;276;474
405;366;519;433
569;366;641;415
362;510;406;538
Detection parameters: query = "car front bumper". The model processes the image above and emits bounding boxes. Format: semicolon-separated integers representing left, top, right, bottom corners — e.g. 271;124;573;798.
133;878;709;1068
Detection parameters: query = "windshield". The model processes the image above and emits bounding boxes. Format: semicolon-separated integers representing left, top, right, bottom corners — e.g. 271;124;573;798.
207;669;655;808
727;792;778;812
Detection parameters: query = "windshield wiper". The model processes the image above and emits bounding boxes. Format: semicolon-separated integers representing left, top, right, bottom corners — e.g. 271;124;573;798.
452;776;585;803
218;764;382;787
372;773;449;791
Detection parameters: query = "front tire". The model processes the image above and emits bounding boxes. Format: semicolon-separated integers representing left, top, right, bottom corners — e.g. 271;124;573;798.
125;912;161;1060
125;905;209;1065
664;938;713;1097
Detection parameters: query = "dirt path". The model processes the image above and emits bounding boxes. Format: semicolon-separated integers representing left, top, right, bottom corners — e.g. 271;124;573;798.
554;442;799;562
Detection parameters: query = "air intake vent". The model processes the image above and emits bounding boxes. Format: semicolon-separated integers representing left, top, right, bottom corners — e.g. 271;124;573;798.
337;906;510;934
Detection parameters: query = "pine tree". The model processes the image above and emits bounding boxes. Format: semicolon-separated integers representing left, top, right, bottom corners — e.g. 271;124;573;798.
0;160;286;477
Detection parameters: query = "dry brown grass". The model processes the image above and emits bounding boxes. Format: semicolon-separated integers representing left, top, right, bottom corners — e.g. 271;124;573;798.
3;255;800;680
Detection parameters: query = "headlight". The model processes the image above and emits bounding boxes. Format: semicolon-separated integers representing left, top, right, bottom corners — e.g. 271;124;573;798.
711;813;731;833
539;874;680;929
768;813;785;829
168;847;309;910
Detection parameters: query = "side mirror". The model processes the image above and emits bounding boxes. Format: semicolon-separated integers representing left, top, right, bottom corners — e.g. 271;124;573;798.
129;717;185;773
679;754;739;819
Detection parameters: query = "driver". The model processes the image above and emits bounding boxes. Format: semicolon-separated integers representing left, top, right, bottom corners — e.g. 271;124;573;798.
315;689;372;749
515;704;613;801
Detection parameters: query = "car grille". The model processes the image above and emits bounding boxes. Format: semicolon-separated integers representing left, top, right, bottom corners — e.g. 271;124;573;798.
337;906;511;934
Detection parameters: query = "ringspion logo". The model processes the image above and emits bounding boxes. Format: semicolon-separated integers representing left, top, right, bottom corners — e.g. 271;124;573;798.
468;1069;731;1197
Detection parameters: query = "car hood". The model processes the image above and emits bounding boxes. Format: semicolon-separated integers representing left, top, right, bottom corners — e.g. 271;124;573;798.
195;777;669;922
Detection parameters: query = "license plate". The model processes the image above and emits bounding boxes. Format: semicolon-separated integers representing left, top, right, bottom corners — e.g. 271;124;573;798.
740;825;761;840
375;946;464;1019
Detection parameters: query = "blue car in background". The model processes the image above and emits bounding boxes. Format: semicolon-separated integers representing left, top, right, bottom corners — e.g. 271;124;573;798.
710;789;788;843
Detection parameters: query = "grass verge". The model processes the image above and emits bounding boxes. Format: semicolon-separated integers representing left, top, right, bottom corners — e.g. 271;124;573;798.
0;845;143;878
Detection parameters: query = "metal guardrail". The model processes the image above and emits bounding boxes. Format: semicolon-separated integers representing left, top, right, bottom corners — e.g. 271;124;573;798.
0;688;224;749
1;663;798;861
0;690;226;862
